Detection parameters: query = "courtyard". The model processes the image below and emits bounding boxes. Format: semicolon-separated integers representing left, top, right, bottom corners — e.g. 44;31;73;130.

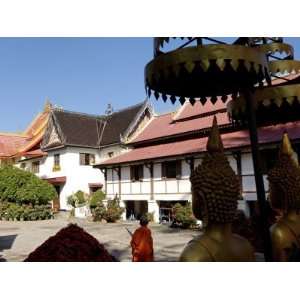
0;217;199;262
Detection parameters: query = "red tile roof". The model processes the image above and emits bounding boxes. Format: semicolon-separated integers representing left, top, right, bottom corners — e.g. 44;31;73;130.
131;75;300;145
98;120;300;166
0;108;50;158
22;149;48;158
132;107;230;144
0;134;28;157
173;98;228;121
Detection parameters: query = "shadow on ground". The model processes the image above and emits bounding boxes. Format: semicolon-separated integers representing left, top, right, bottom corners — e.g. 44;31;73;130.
102;242;131;262
158;225;201;235
0;234;17;262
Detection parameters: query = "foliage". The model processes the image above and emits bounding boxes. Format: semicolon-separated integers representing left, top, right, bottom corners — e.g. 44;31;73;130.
89;189;106;210
0;165;57;206
67;190;88;208
103;196;124;223
92;202;106;222
172;203;197;229
0;201;53;221
145;212;154;222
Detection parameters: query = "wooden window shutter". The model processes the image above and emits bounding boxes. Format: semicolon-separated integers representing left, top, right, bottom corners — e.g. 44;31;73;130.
138;165;144;180
176;160;182;179
130;166;134;181
161;162;166;178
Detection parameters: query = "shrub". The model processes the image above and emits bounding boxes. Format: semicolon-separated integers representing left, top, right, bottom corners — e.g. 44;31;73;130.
103;196;124;223
0;201;53;221
92;202;106;222
89;189;105;210
67;190;88;208
145;212;154;222
0;165;57;206
172;203;197;229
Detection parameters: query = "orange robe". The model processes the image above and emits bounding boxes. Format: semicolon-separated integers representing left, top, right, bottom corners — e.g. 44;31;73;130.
130;226;154;262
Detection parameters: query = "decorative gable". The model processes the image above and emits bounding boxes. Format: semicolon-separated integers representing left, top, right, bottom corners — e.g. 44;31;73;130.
41;115;63;150
122;102;154;143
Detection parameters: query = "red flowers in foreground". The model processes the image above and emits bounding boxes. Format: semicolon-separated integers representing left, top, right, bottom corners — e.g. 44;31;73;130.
24;223;117;262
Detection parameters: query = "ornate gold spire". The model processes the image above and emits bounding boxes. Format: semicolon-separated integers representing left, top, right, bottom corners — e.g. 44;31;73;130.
44;99;53;112
207;115;224;153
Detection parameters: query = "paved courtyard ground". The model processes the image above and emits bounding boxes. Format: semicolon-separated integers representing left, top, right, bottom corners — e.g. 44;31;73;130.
0;218;199;262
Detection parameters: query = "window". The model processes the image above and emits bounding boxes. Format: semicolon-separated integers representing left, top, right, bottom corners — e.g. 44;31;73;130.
108;152;114;158
130;165;144;181
80;153;95;165
53;154;61;171
32;161;40;173
20;162;26;169
162;160;181;179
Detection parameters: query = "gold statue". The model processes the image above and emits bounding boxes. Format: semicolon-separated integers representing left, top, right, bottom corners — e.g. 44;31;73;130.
268;132;300;261
180;116;255;262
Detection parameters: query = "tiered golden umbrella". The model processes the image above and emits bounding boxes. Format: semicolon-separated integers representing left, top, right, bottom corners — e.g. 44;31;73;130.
144;37;299;261
229;42;300;125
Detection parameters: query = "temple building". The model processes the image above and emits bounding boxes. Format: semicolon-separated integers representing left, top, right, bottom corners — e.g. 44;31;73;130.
95;75;300;223
0;100;153;210
0;101;51;166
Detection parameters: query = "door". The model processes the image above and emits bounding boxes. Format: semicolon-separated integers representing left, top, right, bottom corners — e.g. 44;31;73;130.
53;185;61;212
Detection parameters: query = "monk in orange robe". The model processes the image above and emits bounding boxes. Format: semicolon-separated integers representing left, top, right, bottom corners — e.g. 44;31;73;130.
130;216;154;262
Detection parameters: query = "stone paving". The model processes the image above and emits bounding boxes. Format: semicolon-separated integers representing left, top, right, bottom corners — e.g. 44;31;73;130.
0;218;199;262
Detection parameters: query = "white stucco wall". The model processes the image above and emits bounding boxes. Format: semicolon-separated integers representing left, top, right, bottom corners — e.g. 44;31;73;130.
17;146;105;210
104;149;278;221
99;144;131;162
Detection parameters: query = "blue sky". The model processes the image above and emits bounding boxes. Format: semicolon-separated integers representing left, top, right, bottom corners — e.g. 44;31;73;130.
0;37;299;132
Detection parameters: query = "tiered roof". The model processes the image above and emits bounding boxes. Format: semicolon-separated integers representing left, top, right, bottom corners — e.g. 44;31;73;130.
97;74;300;167
0;103;51;159
131;99;230;145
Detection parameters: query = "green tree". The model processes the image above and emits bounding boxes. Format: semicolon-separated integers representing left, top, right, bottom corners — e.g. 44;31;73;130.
172;203;197;229
103;196;124;223
0;166;57;206
89;189;106;210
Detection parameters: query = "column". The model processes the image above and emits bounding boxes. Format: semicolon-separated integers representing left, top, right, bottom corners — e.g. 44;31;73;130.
148;200;159;223
119;199;126;221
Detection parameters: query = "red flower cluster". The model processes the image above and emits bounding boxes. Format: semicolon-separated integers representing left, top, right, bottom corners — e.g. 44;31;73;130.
24;223;117;262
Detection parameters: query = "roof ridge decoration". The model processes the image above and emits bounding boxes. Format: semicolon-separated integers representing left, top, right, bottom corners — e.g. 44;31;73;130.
44;99;53;112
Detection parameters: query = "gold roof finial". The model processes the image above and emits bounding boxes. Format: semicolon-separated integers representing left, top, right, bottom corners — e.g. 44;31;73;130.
279;132;294;157
207;115;224;153
44;99;53;112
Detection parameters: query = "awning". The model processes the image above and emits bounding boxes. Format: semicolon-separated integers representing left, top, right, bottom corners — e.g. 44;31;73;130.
44;176;67;184
89;183;103;188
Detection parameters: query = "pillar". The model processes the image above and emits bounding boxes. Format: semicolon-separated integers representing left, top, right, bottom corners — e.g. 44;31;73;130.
119;200;126;221
148;200;159;223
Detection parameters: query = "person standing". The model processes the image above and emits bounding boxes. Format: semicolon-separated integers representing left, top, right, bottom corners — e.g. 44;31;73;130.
130;216;154;262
